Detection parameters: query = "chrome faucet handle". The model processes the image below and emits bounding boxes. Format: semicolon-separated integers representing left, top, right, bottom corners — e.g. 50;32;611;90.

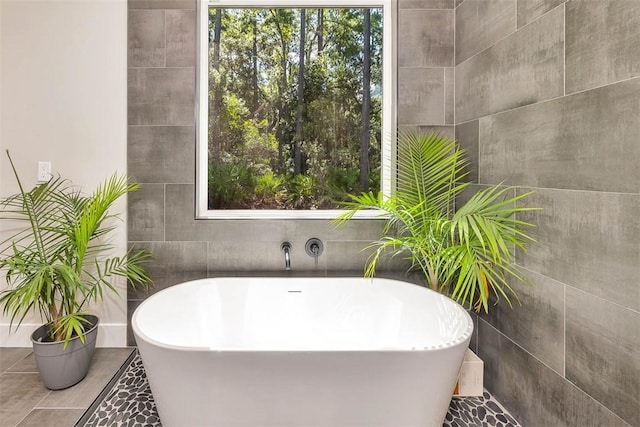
304;238;324;266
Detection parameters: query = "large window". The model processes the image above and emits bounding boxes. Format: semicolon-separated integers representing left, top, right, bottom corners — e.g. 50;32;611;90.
197;0;395;219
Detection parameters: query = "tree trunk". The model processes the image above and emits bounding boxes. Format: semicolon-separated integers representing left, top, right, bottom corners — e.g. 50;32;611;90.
211;8;222;158
294;9;306;176
252;14;259;113
359;9;371;190
317;9;324;54
272;12;289;171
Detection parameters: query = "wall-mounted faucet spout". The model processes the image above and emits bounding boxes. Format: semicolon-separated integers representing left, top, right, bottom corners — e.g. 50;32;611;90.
281;242;292;271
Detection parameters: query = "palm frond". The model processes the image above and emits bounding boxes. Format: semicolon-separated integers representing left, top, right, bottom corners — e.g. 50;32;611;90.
335;132;538;313
0;152;154;343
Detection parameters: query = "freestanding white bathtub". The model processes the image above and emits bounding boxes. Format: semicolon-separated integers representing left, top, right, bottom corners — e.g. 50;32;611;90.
132;277;473;427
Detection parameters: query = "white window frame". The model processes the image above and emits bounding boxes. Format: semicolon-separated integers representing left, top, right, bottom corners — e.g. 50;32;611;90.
196;0;396;219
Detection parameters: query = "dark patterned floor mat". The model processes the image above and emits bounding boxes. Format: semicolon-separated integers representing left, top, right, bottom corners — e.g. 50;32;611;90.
81;353;520;427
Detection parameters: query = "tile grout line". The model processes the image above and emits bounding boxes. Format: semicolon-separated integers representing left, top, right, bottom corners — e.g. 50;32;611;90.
481;308;638;425
479;316;566;381
74;349;138;427
459;73;640;124
453;1;456;127
442;67;446;126
34;406;86;410
517;262;640;316
456;1;564;69
565;284;640;316
163;9;167;69
2;350;32;373
456;183;640;197
163;183;167;242
13;387;52;427
563;2;566;97
563;278;566;378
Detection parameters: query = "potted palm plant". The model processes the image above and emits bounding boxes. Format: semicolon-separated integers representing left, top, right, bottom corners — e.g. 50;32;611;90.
0;151;152;390
334;131;537;313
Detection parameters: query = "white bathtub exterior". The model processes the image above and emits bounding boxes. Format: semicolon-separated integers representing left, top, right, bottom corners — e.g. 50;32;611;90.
132;277;473;427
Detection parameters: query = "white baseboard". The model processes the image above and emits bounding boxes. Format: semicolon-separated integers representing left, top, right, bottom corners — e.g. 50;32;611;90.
0;323;127;348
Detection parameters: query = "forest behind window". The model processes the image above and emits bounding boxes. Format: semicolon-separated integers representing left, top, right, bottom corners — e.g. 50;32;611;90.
206;7;384;210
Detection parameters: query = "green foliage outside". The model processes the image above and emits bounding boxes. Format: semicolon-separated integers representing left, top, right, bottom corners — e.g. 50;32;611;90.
334;132;538;313
207;7;383;210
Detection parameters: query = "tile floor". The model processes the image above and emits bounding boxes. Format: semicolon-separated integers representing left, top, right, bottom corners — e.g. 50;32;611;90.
0;347;133;427
1;347;521;427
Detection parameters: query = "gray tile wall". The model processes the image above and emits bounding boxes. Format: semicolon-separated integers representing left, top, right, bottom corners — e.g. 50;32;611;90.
565;0;640;95
126;1;433;344
456;1;640;425
455;4;564;123
455;0;515;65
399;0;455;133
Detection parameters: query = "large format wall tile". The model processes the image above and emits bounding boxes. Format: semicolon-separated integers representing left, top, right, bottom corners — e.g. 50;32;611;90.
208;240;327;272
455;5;563;123
130;241;208;278
128;183;165;242
479;77;640;193
398;9;454;67
516;0;565;28
166;9;196;67
325;240;408;272
129;0;195;9
127;241;208;299
480;268;565;375
566;287;640;426
565;0;640;94
469;312;478;354
128;67;195;125
165;184;276;241
454;120;478;182
399;125;455;140
127;300;142;345
128;9;165;67
399;0;455;8
478;320;629;427
163;185;387;272
444;67;454;124
128;126;195;184
455;0;516;65
516;188;640;313
398;68;444;125
164;183;383;246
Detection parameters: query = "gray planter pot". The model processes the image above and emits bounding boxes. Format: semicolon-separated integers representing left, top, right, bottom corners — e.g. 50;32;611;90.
30;315;99;390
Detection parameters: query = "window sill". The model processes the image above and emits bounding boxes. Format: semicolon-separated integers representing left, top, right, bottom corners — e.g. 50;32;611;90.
195;209;385;220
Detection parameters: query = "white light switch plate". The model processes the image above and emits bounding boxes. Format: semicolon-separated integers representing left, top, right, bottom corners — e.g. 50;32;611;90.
37;161;51;182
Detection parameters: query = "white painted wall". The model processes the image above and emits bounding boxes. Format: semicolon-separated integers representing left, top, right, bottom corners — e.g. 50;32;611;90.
0;0;128;347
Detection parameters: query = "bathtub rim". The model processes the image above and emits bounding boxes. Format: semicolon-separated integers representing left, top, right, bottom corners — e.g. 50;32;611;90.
132;276;474;353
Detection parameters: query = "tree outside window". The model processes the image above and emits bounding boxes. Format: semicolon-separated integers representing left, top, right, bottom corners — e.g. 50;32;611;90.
203;6;385;212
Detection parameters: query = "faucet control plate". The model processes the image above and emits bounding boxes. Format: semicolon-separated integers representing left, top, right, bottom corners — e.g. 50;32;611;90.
305;238;324;259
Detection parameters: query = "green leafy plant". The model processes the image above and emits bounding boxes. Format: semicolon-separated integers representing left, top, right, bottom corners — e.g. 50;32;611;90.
208;158;254;209
334;132;537;313
255;171;285;200
285;174;317;209
0;151;152;346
